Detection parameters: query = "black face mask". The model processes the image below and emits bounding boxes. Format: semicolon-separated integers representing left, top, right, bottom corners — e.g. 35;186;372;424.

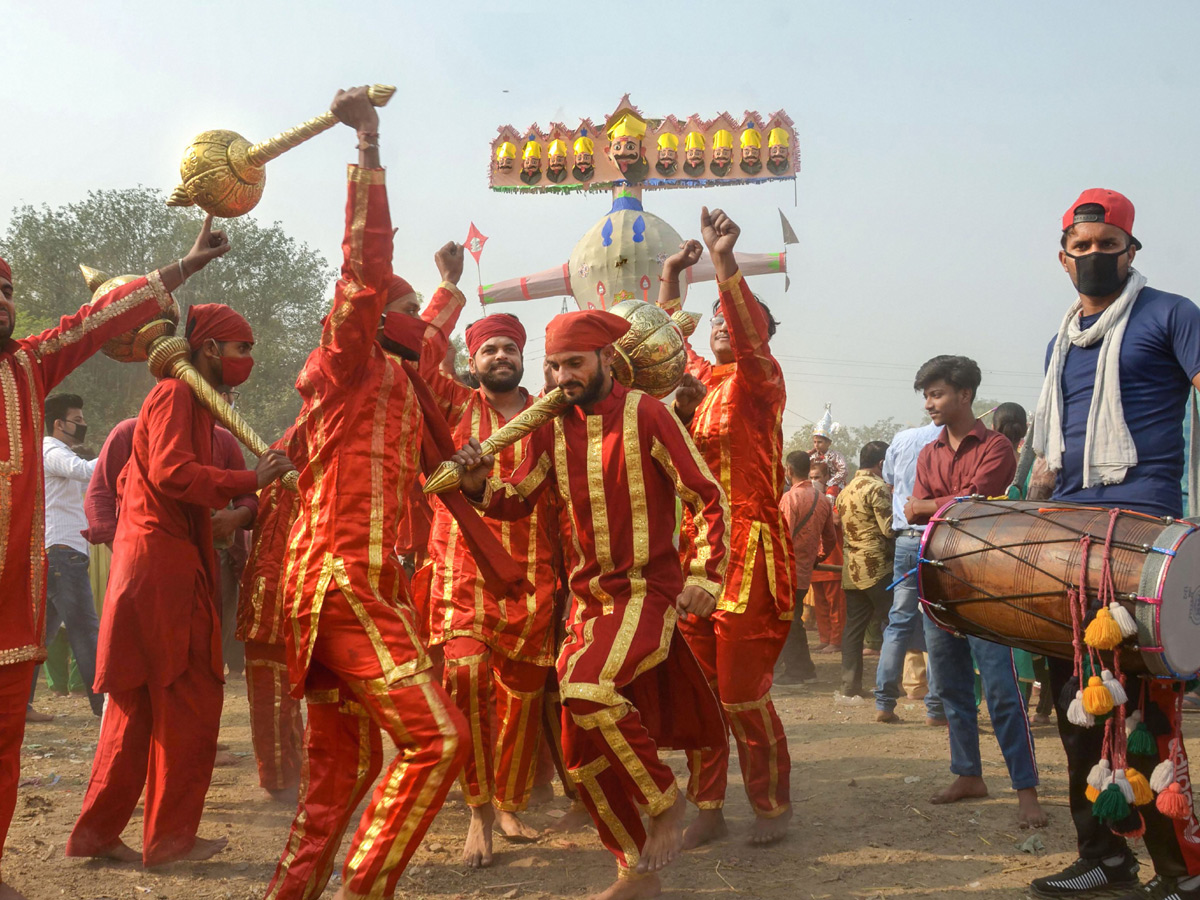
1067;247;1129;298
62;421;87;445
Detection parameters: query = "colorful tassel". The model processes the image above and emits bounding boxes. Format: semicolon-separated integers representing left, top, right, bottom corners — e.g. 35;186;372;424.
1150;759;1175;793
1101;669;1128;706
1082;676;1115;716
1093;782;1132;823
1127;722;1156;757
1110;809;1146;839
1156;782;1192;821
1085;606;1123;650
1087;760;1110;792
1109;602;1138;638
1113;769;1135;804
1068;691;1096;727
1125;768;1154;806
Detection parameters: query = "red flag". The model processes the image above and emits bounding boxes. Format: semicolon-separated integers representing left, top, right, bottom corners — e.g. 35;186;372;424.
465;223;489;265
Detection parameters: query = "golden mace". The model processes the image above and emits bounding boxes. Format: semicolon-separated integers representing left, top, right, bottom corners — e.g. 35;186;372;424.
424;303;699;495
82;265;299;492
166;84;396;218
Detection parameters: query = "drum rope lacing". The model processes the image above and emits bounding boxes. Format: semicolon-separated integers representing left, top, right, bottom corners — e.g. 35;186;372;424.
919;501;1191;653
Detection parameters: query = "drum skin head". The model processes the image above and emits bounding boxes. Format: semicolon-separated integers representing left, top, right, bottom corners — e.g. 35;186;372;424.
1151;525;1200;678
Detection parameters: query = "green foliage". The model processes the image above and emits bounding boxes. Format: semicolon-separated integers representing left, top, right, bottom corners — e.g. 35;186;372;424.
0;187;334;447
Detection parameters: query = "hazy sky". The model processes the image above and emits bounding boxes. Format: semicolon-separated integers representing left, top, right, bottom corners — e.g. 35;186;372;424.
5;1;1200;440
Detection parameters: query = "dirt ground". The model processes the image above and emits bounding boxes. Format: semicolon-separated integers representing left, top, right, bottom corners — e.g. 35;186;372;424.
6;649;1198;900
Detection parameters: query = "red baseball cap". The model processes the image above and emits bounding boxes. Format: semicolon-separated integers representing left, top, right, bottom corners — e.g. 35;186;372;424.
1061;188;1142;249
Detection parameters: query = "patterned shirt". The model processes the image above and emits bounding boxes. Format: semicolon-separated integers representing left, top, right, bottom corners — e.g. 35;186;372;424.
835;469;896;590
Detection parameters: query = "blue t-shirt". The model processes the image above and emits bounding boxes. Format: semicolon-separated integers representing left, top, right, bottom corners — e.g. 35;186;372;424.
1046;286;1200;517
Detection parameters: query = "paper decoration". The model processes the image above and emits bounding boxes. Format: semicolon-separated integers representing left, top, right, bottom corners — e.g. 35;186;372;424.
488;95;798;195
465;223;488;264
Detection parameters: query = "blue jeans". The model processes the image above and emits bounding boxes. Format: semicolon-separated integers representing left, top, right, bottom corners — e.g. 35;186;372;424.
31;546;101;715
874;533;942;717
922;616;1038;790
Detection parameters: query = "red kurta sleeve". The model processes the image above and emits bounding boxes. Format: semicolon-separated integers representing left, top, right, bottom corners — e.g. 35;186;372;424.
645;402;730;597
317;166;394;387
716;270;778;388
148;381;259;507
214;427;259;523
82;418;136;545
476;422;557;521
417;286;472;423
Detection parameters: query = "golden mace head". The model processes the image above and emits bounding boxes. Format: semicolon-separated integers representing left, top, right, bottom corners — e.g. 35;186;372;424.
606;300;701;399
80;264;180;363
166;84;396;218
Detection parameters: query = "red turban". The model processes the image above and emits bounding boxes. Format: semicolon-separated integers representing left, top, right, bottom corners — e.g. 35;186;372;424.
465;313;526;355
185;303;254;350
0;257;11;283
545;309;630;355
387;275;415;302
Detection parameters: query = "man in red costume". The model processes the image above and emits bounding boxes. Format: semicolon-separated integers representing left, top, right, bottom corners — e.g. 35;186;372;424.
658;207;795;847
263;87;471;900
0;229;213;898
452;307;730;900
420;311;559;866
237;429;305;804
66;285;294;866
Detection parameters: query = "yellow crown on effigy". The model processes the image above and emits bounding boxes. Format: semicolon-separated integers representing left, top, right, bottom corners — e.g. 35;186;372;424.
607;111;647;140
496;141;517;160
768;127;790;148
712;129;734;150
685;131;706;151
573;135;594;155
523;140;542;159
657;133;679;151
548;139;569;158
740;127;762;149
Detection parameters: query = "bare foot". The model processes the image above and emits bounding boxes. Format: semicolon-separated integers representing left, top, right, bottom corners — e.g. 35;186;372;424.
587;873;662;900
24;708;53;723
930;775;988;805
0;882;31;900
463;804;494;868
875;710;901;724
925;716;949;728
750;805;792;845
496;808;540;843
65;838;141;863
636;792;686;874
546;799;593;833
267;785;299;807
213;750;238;767
528;782;556;807
147;835;228;866
682;808;728;850
1030;713;1052;726
1017;787;1048;828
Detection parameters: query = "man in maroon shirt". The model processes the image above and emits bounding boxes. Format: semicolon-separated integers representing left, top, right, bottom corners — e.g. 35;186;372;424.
903;355;1046;828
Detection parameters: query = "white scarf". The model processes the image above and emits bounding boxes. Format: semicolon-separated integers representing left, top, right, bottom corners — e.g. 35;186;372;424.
1033;268;1147;488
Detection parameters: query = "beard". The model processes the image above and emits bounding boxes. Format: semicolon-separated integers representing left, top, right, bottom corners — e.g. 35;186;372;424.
478;361;524;393
562;366;607;408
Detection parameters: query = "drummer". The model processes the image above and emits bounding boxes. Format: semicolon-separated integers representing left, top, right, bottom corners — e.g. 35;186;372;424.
902;354;1047;829
1030;190;1200;900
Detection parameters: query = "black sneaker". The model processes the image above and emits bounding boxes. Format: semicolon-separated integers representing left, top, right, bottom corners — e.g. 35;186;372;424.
1031;852;1140;896
1115;875;1200;900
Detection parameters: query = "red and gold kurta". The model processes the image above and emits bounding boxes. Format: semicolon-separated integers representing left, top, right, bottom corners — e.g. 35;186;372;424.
422;371;559;667
0;272;176;668
280;165;464;694
663;271;794;618
475;381;729;874
1;271;175;868
238;431;306;793
661;270;794;819
267;166;467;900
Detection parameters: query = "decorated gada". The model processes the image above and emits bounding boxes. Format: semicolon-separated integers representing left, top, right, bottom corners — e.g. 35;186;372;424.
1;77;1199;900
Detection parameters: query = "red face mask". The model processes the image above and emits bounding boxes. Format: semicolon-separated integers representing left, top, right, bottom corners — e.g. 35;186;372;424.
382;311;424;361
219;354;254;387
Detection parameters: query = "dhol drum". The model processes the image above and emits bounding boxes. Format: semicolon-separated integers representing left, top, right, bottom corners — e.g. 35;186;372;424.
918;498;1200;679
